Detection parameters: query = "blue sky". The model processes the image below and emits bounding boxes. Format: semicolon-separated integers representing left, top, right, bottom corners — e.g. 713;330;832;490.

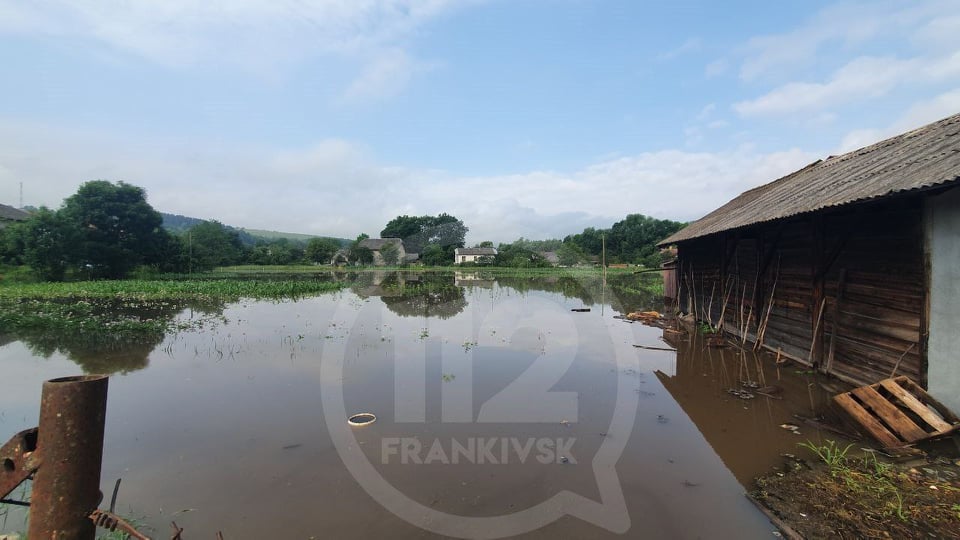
2;1;959;242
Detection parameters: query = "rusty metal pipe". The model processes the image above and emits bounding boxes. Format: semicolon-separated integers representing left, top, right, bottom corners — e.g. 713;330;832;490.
29;375;109;540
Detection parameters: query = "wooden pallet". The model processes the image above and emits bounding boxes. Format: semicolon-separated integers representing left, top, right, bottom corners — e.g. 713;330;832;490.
833;376;960;448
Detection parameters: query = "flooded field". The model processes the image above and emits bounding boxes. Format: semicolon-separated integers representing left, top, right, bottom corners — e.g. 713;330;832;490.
0;271;839;538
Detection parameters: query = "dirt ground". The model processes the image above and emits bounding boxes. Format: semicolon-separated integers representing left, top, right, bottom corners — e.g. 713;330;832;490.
752;441;960;539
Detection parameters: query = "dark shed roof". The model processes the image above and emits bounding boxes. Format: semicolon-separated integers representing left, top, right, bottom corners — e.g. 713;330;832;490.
661;112;960;245
0;203;30;221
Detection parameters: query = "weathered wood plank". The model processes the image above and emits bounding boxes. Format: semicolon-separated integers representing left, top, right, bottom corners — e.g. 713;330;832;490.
834;393;903;447
852;387;929;441
879;379;952;433
896;377;960;424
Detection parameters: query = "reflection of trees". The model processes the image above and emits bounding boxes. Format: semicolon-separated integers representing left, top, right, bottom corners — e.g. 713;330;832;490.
22;335;158;374
9;298;228;375
380;274;467;319
490;273;663;314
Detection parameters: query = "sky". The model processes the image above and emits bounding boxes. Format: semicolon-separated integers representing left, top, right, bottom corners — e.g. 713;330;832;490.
2;0;960;243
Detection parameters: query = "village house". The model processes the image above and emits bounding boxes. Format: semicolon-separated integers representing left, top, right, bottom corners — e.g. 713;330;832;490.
358;237;407;266
454;247;497;264
0;203;30;229
660;112;960;413
539;251;560;266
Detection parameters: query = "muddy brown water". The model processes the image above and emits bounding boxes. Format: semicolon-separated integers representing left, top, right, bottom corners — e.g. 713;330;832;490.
0;272;839;538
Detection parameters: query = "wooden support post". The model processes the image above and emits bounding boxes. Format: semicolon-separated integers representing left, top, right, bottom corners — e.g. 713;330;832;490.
811;214;825;366
825;268;847;374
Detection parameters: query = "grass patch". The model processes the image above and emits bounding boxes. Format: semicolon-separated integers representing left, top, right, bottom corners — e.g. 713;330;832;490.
754;441;960;538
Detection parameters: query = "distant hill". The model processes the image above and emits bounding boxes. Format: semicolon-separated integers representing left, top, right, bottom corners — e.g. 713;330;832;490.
240;228;348;246
160;212;349;247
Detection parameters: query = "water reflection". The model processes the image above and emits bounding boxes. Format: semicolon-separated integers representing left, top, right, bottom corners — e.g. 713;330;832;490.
655;330;838;484
3;298;228;375
0;270;779;539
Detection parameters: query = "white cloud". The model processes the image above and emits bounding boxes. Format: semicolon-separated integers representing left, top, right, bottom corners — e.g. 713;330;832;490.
341;48;428;103
0;0;470;98
0;120;816;243
837;88;960;152
704;58;728;78
737;1;946;82
734;53;960;117
657;38;701;61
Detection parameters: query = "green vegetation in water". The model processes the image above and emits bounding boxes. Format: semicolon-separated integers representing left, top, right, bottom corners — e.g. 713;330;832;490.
0;278;345;347
696;321;716;334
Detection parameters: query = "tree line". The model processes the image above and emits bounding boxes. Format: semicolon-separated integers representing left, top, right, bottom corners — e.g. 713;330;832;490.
0;181;685;280
461;215;685;268
0;181;348;280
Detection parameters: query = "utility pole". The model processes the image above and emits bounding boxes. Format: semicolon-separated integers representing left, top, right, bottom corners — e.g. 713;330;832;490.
601;234;606;285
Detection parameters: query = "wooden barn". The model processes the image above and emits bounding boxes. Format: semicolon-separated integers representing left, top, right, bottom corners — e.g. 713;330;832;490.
659;113;960;413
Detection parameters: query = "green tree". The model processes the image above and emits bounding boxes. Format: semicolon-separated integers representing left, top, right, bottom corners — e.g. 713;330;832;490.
494;243;551;268
348;234;373;264
0;221;28;265
380;213;467;262
381;216;427;251
380;242;400;265
305;238;341;264
21;208;77;281
185;221;244;271
420;244;448;266
557;242;585;266
58;181;172;278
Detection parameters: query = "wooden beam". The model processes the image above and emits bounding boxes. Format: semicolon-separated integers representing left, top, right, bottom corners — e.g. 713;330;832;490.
824;268;847;375
851;386;929;442
879;379;952;433
833;393;903;448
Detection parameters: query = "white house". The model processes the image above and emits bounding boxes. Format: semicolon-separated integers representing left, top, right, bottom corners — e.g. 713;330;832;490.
454;247;497;264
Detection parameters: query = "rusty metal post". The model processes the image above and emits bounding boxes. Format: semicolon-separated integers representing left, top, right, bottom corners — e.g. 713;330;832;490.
29;375;109;540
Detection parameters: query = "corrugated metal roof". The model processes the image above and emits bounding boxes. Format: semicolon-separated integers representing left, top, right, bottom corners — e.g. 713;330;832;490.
0;203;30;221
660;112;960;245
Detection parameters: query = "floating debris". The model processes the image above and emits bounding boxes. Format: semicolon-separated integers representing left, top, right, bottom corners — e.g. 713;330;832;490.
727;388;756;400
348;412;377;427
706;336;728;348
626;311;662;322
779;423;801;435
571;308;591;313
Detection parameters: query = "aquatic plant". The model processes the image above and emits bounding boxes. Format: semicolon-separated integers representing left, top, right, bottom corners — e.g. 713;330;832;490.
0;278;345;347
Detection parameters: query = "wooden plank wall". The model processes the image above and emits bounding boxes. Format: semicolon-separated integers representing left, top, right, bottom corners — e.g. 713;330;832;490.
822;200;925;386
676;197;926;388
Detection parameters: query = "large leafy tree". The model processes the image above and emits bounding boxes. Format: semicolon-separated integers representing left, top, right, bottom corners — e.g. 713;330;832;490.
564;214;684;266
184;220;244;271
20;208;78;281
305;237;341;264
380;213;467;265
58;181;171;279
